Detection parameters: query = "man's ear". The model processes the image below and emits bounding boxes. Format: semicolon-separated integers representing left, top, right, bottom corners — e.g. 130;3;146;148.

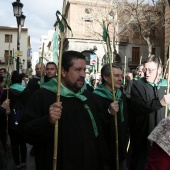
158;66;162;75
61;67;66;77
103;75;108;82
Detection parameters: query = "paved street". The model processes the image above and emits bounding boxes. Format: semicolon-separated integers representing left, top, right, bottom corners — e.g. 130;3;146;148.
6;144;36;170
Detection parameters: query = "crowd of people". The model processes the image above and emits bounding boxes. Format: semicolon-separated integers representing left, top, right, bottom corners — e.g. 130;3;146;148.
0;51;170;170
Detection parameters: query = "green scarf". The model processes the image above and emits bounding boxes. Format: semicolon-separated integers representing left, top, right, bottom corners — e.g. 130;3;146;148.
42;78;98;137
38;77;44;86
93;84;124;122
142;78;167;89
141;78;170;110
10;83;25;92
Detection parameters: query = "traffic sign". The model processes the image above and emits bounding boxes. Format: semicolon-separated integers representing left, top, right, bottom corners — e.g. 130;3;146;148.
91;59;96;65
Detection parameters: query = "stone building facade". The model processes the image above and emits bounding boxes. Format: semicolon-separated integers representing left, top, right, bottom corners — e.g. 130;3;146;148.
59;0;164;72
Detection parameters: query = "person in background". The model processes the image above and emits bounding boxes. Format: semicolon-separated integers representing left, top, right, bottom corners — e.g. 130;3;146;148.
0;75;8;156
44;62;57;82
93;63;129;170
26;63;45;93
0;99;10;170
129;55;170;170
85;71;94;92
0;75;5;100
0;68;7;77
126;64;144;99
1;71;27;170
21;73;29;87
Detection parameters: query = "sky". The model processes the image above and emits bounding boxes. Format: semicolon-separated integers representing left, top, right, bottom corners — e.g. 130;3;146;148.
0;0;63;54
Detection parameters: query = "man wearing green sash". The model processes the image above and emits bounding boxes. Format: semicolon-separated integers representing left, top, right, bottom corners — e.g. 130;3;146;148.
19;51;106;170
93;63;129;170
129;55;170;170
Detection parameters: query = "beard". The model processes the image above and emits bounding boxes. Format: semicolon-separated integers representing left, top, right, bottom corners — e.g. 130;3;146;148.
64;78;85;92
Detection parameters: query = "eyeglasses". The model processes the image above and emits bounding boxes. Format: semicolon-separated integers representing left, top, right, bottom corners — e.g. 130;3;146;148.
142;68;157;73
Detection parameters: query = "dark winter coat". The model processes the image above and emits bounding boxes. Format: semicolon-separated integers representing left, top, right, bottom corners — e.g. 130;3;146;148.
92;88;129;169
130;78;168;152
19;88;107;170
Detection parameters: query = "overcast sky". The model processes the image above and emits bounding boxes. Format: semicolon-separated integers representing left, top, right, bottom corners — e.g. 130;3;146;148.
0;0;63;54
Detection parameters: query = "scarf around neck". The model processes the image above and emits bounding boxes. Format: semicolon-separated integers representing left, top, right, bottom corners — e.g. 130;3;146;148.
42;78;98;137
93;84;124;122
10;83;25;92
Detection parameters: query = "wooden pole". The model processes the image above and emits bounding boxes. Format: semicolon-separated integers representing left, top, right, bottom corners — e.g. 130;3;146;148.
165;43;170;118
163;59;169;79
12;48;15;71
104;21;119;170
139;56;142;65
40;43;45;88
123;56;127;85
53;1;67;170
6;35;11;148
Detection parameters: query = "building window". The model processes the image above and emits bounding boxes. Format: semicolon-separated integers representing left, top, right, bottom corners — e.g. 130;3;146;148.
5;34;12;43
85;8;92;14
4;50;12;63
84;19;92;36
133;31;140;39
132;47;140;64
152;48;156;55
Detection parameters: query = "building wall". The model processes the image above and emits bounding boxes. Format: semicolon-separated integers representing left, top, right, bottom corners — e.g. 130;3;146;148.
63;0;163;72
165;5;170;63
0;26;28;73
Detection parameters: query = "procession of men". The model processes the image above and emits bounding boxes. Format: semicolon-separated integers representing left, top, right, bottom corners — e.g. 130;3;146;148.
0;51;170;170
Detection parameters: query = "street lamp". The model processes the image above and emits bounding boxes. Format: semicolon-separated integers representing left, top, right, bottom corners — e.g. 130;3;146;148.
12;0;26;73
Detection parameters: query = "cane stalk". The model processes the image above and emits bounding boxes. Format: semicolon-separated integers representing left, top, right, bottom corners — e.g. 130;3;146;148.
163;59;169;79
139;56;142;65
123;56;127;85
165;43;170;118
103;20;119;170
40;43;45;88
53;1;67;169
5;35;11;155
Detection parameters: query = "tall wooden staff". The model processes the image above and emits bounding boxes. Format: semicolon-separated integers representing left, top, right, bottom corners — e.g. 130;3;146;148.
103;20;119;170
6;35;11;150
123;56;127;85
12;48;15;71
53;0;67;169
163;59;169;79
165;42;170;118
40;43;45;88
139;56;142;65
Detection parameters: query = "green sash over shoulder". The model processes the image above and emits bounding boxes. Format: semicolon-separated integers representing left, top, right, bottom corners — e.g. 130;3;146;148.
142;78;170;110
42;78;98;137
93;84;124;122
142;77;167;89
10;83;25;92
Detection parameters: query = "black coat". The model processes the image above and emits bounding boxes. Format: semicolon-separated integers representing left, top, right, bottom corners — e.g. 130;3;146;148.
130;78;167;152
92;89;129;169
19;88;106;170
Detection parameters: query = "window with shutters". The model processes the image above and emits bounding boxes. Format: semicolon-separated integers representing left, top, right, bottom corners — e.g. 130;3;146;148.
84;19;92;36
5;34;12;43
132;47;140;64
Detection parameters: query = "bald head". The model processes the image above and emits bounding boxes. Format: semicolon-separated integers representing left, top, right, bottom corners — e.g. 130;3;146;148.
35;63;45;77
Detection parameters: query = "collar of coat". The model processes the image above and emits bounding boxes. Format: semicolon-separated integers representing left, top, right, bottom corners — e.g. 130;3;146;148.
42;78;99;137
93;84;124;122
141;77;167;89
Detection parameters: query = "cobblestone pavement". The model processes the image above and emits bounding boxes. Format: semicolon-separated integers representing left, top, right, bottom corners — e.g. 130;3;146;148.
6;144;36;170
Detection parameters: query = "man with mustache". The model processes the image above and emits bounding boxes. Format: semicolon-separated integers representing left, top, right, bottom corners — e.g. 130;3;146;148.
129;55;170;170
19;51;107;170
